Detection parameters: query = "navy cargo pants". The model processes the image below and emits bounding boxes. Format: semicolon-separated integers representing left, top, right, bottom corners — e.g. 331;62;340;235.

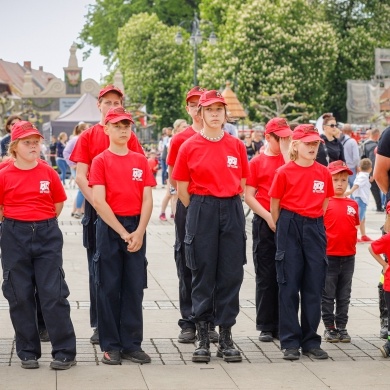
1;218;76;360
185;195;246;327
275;209;327;351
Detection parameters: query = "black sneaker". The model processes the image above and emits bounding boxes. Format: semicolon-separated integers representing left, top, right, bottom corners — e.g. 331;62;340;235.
21;357;39;369
338;328;351;343
380;343;390;358
90;328;99;345
101;350;121;365
208;324;219;343
121;350;151;364
258;331;273;342
283;348;300;360
177;328;196;343
39;329;50;342
324;328;339;343
302;348;329;360
50;357;77;370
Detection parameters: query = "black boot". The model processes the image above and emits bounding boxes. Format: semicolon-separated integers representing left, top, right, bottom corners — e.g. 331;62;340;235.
192;321;210;362
379;283;388;339
216;327;242;362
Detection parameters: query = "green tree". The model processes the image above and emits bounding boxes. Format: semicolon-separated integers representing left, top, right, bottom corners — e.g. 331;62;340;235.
117;13;193;128
79;0;198;65
199;0;338;120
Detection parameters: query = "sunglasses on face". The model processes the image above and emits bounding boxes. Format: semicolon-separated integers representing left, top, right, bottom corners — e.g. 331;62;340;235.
325;124;338;128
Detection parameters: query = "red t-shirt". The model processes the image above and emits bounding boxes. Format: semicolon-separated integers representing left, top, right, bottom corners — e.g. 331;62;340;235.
70;123;144;168
324;197;359;256
148;157;159;173
172;133;249;197
0;160;66;221
89;150;157;216
246;153;285;212
371;233;390;291
166;126;196;167
269;161;334;218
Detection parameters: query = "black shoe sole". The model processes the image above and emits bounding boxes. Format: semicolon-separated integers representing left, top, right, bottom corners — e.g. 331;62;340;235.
50;361;77;370
192;356;210;362
216;350;242;362
101;358;121;365
177;338;196;344
324;338;339;343
21;361;39;369
121;355;151;364
259;336;273;342
302;351;328;360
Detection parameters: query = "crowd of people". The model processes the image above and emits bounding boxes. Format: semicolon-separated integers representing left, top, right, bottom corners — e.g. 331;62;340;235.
1;84;390;370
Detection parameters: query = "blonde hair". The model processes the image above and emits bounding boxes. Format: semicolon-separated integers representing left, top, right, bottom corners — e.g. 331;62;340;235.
288;140;299;161
173;119;187;134
8;139;19;158
58;132;67;142
360;158;372;172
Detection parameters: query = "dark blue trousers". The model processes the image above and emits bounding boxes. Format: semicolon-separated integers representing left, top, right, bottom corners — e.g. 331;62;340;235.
185;195;246;327
174;200;195;330
95;216;145;352
252;214;279;332
275;209;327;351
1;218;76;360
81;200;98;328
321;255;355;328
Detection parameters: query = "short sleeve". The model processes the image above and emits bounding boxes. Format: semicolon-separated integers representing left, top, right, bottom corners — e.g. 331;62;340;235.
89;155;106;187
377;127;390;157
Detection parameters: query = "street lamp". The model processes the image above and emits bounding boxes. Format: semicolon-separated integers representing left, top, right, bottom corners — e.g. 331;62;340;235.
175;13;217;86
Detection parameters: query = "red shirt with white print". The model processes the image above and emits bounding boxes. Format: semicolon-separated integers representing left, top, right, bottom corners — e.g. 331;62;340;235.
89;150;156;216
371;233;390;291
246;153;285;212
166;126;196;167
269;161;334;218
172;133;249;197
70;123;144;169
0;160;66;221
324;197;359;256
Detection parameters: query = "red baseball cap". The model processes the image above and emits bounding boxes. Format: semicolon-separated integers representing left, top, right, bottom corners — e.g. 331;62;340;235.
104;107;134;124
265;118;292;138
292;124;324;143
98;84;124;100
198;90;226;107
11;121;43;141
327;160;353;175
186;86;207;102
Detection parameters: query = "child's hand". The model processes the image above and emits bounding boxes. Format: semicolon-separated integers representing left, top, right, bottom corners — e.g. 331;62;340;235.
344;190;351;197
126;230;144;252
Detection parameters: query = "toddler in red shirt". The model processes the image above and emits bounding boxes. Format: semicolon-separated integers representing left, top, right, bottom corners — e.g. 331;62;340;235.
369;202;390;358
322;161;359;343
269;124;334;361
147;150;159;180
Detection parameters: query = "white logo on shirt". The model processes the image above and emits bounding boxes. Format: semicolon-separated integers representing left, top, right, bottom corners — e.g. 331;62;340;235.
132;168;143;181
312;180;324;193
347;205;356;216
227;156;238;169
40;181;50;193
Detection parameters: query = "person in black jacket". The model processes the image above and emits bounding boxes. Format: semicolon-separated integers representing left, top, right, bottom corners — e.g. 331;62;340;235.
316;113;345;166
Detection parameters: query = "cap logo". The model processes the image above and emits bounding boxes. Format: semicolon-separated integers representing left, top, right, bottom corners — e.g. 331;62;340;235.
215;92;222;98
111;107;129;115
19;123;36;131
276;118;288;128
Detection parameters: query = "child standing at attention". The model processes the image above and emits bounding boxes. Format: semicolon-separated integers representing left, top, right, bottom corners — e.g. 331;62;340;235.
345;158;373;242
322;161;360;343
269;124;334;361
89;107;156;365
245;117;292;342
0;121;76;370
368;202;390;357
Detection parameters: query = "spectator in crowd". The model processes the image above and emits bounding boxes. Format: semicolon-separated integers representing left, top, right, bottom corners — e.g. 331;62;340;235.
339;124;360;187
1;115;21;159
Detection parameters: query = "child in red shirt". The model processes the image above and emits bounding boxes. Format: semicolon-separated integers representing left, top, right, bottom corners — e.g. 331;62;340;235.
0;121;76;370
89;107;156;365
269;124;334;361
245;117;292;342
147;150;159;180
369;202;390;358
322;161;359;343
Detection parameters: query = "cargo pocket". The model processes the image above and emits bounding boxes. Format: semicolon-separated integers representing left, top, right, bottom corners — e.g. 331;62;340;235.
143;257;148;289
2;270;17;306
184;234;197;270
275;250;286;284
59;267;70;299
252;239;260;274
92;251;100;286
174;240;182;275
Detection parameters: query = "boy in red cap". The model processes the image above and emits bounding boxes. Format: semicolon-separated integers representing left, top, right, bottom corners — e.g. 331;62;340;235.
172;90;249;363
0;121;76;370
70;85;144;344
321;161;359;343
269;124;334;361
245;117;292;342
89;107;156;365
167;86;220;344
369;201;390;357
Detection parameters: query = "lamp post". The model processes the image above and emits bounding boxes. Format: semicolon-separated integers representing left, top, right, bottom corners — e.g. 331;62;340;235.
175;13;217;86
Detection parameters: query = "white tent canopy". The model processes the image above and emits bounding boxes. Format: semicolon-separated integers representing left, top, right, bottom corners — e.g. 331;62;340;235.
43;93;100;138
